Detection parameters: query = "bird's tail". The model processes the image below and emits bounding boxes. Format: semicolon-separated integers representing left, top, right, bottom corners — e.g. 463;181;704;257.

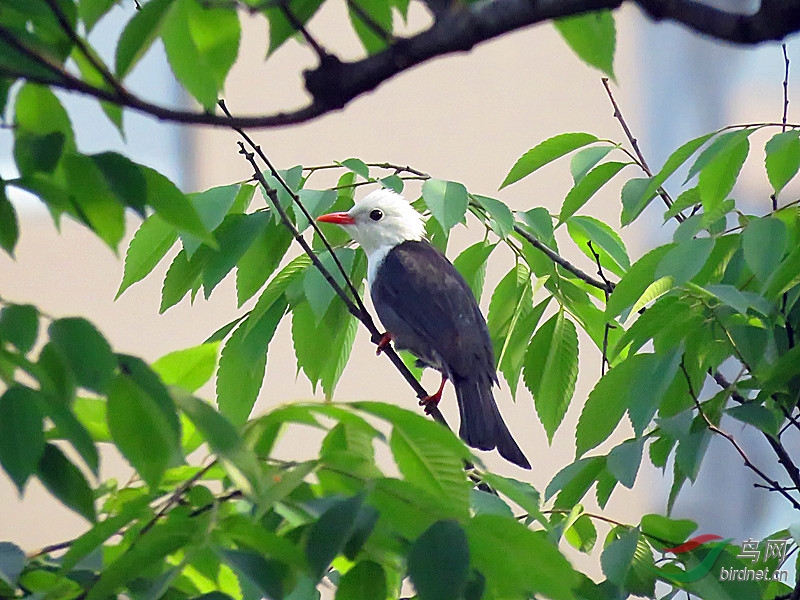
454;377;531;469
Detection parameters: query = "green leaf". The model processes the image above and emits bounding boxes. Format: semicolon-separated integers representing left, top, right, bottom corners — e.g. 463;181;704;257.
0;542;25;587
600;528;639;586
107;357;182;489
685;129;751;183
558;161;628;224
453;241;496;301
621;176;658;226
142;166;212;243
467;515;579;600
0;303;38;352
606;438;644;488
479;473;544;524
264;0;325;55
575;360;631;458
570;145;616;183
237;227;292;306
13;84;74;149
335;561;386;600
86;514;194;600
219;549;289;599
743;216;787;284
523;311;579;443
408;520;470;600
354;402;471;517
422;179;469;232
564;513;597;553
62;153;126;249
48;318;116;395
13;131;65;176
473;195;515;239
153;343;219;393
0;185;19;255
246;254;311;334
0;386;44;492
182;184;242;257
303;248;356;321
517;206;555;245
40;391;99;475
37;443;96;522
161;0;241;110
294;188;337;231
655;236;714;285
765;130;800;195
566;215;630;277
639;514;697;548
725;403;779;437
605;244;673;319
172;392;263;497
160;249;204;313
202;212;270;299
339;158;371;179
349;0;392;53
501;133;598;189
663;186;701;222
697;133;750;209
305;492;366;579
115;0;172;78
554;10;615;79
116;215;178;298
217;299;284;425
79;0;116;31
59;494;152;574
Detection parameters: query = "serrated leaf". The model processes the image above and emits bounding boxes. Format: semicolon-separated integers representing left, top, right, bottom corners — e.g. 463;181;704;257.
264;0;325;55
473;194;514;239
601;528;639;586
453;241;495;301
523;311;579;443
217;299;284;425
37;443;96;522
570;145;616;183
246;254;311;334
348;0;392;54
639;514;697;549
49;317;116;395
305;492;366;579
566;214;630;277
554;10;615;79
303;248;356;321
743;216;787;284
0;386;44;492
354;402;471;517
182;184;242;257
116;215;177;298
408;520;470;600
107;357;182;489
161;0;241;110
422;179;468;232
501;133;598;189
339;158;370;179
559;161;628;224
564;513;597;553
606;438;644;488
698;133;750;209
663;186;701;222
467;515;579;600
153;343;219;393
160;249;204;313
0;303;38;352
725;403;779;437
655;236;714;285
142;166;212;243
620;177;653;226
0;185;19;255
630;276;673;317
115;0;172;77
606;244;673;319
765;130;800;195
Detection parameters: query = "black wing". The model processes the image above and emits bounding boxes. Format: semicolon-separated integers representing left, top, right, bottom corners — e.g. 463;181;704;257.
371;240;495;380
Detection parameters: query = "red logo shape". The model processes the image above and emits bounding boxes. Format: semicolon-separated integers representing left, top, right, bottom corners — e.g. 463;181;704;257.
663;534;724;554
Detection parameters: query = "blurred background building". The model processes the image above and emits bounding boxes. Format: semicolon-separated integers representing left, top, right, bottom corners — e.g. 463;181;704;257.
0;0;796;578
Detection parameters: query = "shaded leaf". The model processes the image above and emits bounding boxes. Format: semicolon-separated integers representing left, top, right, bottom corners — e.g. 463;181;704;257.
37;443;95;522
422;179;468;232
0;303;38;352
49;318;116;395
408;520;469;600
0;386;44;492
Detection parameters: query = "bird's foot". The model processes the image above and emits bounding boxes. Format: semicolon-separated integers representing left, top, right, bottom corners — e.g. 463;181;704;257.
375;332;393;356
418;374;448;411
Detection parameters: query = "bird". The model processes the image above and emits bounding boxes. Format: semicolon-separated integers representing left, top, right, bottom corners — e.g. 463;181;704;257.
317;188;531;469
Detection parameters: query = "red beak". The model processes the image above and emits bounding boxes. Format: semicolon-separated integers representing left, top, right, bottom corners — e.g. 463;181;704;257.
317;212;356;225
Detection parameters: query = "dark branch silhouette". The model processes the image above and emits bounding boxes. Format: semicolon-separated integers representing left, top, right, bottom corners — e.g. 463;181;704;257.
4;0;800;130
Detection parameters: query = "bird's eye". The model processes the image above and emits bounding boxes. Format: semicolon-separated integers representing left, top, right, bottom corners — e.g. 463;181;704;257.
369;209;383;221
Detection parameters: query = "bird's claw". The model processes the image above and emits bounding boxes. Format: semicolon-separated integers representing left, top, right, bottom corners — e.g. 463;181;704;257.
375;332;393;356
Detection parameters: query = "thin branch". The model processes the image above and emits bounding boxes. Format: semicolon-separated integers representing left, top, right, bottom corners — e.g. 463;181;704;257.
513;225;613;293
683;362;800;511
274;0;329;62
601;78;685;223
586;240;613;374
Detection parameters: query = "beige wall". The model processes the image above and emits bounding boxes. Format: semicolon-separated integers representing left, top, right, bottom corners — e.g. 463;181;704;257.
1;2;653;576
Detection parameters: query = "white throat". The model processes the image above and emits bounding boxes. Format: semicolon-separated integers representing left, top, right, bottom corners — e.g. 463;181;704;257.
366;245;393;288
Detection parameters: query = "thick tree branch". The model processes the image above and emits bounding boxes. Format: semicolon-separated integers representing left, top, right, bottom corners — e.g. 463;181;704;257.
11;0;800;130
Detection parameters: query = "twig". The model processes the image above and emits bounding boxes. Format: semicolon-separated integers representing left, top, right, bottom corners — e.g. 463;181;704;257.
782;43;790;133
513;225;613;293
586;240;613;374
681;361;800;511
274;0;329;62
601;78;685;224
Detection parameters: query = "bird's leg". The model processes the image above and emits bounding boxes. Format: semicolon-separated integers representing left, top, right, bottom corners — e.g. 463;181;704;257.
419;373;448;412
375;332;394;356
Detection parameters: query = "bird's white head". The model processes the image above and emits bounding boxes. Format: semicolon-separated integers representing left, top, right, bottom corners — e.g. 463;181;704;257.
317;188;426;257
